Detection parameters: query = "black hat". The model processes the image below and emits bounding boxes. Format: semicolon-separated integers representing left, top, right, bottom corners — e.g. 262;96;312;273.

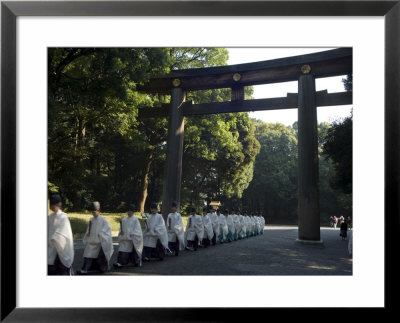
237;209;241;214
190;207;196;213
171;201;177;207
50;194;62;206
203;207;207;212
128;204;136;212
224;209;229;214
150;202;158;210
91;201;100;211
208;205;214;211
216;209;220;213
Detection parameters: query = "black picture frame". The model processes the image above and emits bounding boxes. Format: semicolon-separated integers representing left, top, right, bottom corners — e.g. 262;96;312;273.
1;0;398;321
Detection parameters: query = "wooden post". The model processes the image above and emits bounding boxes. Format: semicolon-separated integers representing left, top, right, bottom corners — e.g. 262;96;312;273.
297;73;323;245
161;87;185;219
231;85;245;101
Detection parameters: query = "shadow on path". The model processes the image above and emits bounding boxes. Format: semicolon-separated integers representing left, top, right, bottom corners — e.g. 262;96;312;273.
72;226;352;276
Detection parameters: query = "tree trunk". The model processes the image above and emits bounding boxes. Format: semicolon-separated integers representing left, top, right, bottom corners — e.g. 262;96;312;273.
138;149;153;213
72;116;86;211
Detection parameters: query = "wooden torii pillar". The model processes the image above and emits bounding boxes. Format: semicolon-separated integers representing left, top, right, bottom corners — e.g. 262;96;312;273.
297;69;322;245
138;48;352;244
161;87;185;217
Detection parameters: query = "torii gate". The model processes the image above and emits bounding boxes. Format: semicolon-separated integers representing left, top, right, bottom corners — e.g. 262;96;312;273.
138;48;352;244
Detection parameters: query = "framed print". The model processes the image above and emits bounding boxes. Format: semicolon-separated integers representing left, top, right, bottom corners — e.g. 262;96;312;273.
1;0;399;321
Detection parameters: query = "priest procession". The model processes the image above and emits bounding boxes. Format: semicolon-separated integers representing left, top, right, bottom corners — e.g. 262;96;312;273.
48;194;266;275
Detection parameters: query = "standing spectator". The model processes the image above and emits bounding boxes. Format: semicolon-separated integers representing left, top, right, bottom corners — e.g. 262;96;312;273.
348;229;353;258
347;216;352;230
329;216;334;227
339;214;345;224
333;215;338;229
340;220;348;240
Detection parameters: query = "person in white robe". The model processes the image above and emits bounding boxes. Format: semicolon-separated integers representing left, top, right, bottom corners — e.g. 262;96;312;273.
80;201;114;274
250;214;256;236
258;214;264;234
143;202;171;261
48;194;74;275
244;212;251;238
253;216;259;235
348;229;353;258
113;204;143;268
201;207;214;248
225;209;235;242
184;207;204;251
239;211;247;239
209;207;220;246
166;201;185;256
257;213;263;234
217;209;228;243
232;210;240;241
254;214;259;235
259;214;265;234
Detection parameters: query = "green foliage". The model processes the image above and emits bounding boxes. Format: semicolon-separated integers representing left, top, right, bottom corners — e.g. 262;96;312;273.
241;121;298;222
182;112;260;208
48;47;259;214
48;48;171;211
241;119;352;224
322;113;353;195
342;75;352;92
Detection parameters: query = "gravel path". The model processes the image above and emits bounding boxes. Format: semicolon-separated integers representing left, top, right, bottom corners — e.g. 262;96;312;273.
72;225;352;275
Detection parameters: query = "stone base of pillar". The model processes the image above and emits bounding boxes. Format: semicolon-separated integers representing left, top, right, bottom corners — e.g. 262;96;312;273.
295;239;324;247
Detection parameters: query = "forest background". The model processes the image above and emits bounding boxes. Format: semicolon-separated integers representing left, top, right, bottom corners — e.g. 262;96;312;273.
48;48;352;226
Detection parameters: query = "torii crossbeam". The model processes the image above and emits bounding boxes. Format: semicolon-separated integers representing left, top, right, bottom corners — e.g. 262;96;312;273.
138;48;353;245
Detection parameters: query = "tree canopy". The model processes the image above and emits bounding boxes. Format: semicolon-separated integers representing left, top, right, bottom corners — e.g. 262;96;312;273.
48;47;352;224
48;47;259;213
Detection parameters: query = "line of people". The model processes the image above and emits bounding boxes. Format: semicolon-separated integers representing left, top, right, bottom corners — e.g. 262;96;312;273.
47;194;265;276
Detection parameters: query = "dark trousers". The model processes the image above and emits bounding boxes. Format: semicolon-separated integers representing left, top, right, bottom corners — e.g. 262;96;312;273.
48;255;71;275
143;239;164;260
168;238;180;256
202;237;211;248
82;248;108;273
211;232;217;245
117;249;140;266
187;236;199;251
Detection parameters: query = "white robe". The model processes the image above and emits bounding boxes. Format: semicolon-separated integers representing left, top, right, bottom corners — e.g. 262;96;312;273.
255;217;259;233
184;214;204;242
202;214;214;240
48;210;74;268
143;213;169;249
239;215;247;237
166;212;185;250
217;214;229;239
258;217;265;232
250;217;255;233
209;212;220;237
118;215;143;259
226;214;235;235
83;215;114;263
232;214;240;235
